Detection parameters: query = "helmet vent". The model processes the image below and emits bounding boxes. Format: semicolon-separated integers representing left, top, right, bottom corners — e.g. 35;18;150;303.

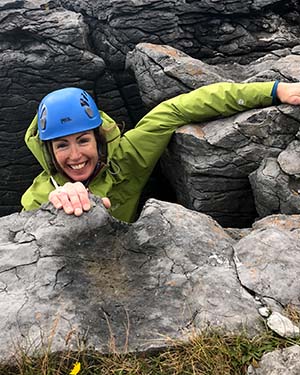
40;106;47;130
80;92;94;118
80;98;89;107
85;106;94;118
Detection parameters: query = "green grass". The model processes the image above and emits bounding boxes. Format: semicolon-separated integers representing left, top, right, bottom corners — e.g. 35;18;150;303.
1;328;300;375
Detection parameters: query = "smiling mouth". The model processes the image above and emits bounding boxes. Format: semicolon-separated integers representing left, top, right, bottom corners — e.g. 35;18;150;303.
69;162;87;170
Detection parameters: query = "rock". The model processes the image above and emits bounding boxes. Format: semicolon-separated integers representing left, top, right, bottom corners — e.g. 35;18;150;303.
234;214;300;307
250;155;300;218
160;105;300;227
1;196;300;372
126;43;229;109
247;345;300;374
278;140;300;176
258;307;270;318
267;312;300;338
0;196;265;361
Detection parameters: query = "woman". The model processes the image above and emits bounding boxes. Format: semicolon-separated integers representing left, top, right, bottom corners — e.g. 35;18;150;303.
21;81;300;222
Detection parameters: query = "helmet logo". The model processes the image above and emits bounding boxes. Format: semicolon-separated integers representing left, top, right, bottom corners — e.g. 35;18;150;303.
60;117;72;124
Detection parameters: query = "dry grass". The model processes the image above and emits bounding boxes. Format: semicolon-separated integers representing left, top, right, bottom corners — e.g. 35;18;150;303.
1;327;300;375
285;303;300;325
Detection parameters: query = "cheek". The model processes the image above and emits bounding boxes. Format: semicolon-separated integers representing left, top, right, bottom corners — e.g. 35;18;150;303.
91;144;99;161
53;151;66;167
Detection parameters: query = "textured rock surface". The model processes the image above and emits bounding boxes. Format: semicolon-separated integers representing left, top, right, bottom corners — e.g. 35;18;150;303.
267;312;300;338
126;43;229;109
1;197;300;362
161;105;300;227
250;137;300;218
234;214;300;311
247;345;300;375
250;157;300;217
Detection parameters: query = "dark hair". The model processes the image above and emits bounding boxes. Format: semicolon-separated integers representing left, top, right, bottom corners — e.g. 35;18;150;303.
94;127;107;164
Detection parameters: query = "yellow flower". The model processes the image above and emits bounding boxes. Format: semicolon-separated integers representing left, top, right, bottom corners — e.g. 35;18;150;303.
70;361;81;375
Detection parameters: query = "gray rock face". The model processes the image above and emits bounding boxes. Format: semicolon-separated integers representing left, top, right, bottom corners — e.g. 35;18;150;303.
161;106;300;227
1;196;300;362
267;312;300;338
0;196;293;361
249;157;300;217
250;137;300;218
278;140;300;176
247;345;300;375
126;43;228;109
235;214;300;307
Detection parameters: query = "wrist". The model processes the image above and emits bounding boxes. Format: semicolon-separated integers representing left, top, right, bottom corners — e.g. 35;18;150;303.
271;80;281;105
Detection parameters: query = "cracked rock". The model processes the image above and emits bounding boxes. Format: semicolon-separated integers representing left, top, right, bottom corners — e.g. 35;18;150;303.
0;196;265;362
1;197;300;371
234;215;300;307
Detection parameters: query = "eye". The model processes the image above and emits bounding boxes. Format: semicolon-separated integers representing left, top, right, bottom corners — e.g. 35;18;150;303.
78;136;91;144
53;141;68;150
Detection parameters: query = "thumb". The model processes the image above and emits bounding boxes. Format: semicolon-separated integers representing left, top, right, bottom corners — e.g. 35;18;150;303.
102;197;111;209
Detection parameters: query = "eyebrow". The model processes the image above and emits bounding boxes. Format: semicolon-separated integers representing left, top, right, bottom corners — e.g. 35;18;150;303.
53;131;91;143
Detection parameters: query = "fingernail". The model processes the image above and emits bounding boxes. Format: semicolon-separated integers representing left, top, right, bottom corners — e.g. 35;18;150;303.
65;207;73;214
74;208;82;216
83;203;90;211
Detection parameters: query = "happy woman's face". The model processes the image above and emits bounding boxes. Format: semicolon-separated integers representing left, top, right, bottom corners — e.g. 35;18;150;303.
52;130;98;181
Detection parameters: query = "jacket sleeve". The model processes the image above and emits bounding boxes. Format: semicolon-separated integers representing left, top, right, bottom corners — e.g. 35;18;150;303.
21;171;56;211
113;81;275;181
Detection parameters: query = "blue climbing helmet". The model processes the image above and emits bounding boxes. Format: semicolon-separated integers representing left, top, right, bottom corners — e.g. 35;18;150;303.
37;87;102;141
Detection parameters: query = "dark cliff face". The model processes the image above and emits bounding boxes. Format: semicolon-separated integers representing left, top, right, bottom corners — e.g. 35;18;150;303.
1;0;300;218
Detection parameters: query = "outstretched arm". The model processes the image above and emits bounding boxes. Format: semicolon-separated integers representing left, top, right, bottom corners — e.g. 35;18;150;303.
277;82;300;105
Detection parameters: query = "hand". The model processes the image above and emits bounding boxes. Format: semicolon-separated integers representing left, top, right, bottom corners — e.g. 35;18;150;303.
48;182;111;216
276;82;300;105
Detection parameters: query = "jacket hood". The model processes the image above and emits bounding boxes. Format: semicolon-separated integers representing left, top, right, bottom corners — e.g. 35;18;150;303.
25;110;121;175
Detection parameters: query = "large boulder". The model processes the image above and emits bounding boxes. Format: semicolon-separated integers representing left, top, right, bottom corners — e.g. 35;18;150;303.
250;138;300;217
161;105;300;227
0;197;256;360
1;197;300;363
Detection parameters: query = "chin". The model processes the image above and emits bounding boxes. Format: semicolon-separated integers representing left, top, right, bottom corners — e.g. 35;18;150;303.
66;171;90;182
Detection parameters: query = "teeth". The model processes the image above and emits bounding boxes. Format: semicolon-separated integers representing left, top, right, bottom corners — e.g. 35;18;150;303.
70;162;86;170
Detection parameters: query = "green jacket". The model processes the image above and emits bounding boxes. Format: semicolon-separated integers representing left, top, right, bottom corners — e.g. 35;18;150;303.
22;81;275;222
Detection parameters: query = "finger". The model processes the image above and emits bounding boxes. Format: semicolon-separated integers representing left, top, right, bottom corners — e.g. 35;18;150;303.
59;182;85;216
102;197;111;209
73;182;91;212
64;189;84;216
49;191;63;209
57;191;76;215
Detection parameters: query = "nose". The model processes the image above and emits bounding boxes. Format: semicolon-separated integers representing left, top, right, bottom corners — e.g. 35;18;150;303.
69;143;81;160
